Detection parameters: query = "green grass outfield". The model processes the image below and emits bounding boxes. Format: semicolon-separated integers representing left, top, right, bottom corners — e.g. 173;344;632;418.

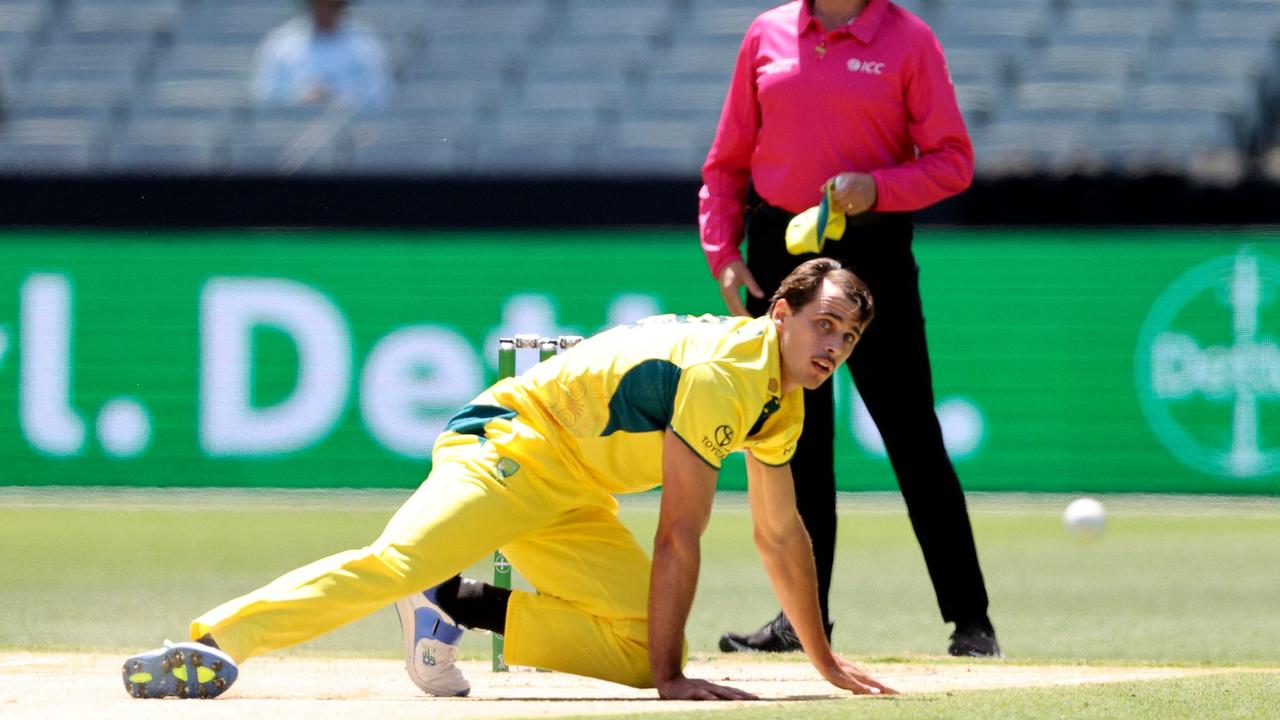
2;489;1279;718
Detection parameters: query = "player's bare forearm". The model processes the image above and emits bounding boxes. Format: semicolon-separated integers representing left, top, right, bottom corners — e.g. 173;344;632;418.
649;430;757;700
650;430;716;690
746;457;830;654
746;457;897;695
647;523;701;687
648;532;757;701
754;512;832;658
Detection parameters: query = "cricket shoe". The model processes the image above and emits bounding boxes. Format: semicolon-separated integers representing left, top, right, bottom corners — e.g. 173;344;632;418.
395;583;471;697
121;640;238;699
948;617;1003;658
719;611;833;653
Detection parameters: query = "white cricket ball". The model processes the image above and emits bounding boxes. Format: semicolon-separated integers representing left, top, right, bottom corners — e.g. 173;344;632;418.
1062;497;1106;538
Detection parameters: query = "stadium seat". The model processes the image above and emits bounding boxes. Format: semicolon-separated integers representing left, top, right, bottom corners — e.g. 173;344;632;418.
675;3;765;45
943;47;1015;90
608;117;713;161
403;29;529;84
953;83;996;129
619;79;727;124
226;119;350;174
970;119;1091;177
346;110;477;176
59;0;183;36
645;38;741;86
395;79;501;117
1022;40;1146;84
472;138;588;175
350;134;467;175
1088;118;1243;179
0;1;50;37
589;141;704;177
143;78;251;114
104;139;222;174
998;80;1123;124
174;2;295;45
22;43;151;87
489;106;600;145
0;139;97;172
151;42;259;82
4;79;130;123
1262;144;1280;181
510;78;621;117
554;0;675;36
1057;5;1176;40
1;0;1278;180
0;116;103;173
521;33;656;86
933;5;1049;57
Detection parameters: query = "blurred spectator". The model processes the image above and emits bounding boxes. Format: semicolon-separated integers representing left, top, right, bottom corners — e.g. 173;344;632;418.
251;0;390;111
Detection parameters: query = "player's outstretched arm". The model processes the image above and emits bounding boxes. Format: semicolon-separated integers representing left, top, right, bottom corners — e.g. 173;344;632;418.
649;429;758;701
745;455;898;696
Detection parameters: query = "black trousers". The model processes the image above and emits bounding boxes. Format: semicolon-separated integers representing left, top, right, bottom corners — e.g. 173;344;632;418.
744;197;989;627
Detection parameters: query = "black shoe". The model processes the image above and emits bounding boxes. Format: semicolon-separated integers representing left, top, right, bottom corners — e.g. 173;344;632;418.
719;611;832;653
948;617;1002;658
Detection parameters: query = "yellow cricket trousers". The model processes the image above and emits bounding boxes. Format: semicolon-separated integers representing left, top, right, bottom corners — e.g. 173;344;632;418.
190;417;674;688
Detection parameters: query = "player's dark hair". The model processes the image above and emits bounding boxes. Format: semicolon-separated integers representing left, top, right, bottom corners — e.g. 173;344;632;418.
770;258;874;324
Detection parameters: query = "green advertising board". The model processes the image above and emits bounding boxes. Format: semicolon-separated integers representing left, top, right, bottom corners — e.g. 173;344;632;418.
0;228;1277;493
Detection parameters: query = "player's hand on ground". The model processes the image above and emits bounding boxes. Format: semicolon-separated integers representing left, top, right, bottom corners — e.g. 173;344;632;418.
821;654;898;695
829;172;878;216
656;675;759;701
716;260;764;317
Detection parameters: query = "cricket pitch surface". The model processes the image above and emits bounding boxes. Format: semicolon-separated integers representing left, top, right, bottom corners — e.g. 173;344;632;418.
0;652;1251;719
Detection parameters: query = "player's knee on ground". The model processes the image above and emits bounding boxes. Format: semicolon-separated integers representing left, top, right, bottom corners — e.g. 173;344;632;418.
505;592;687;687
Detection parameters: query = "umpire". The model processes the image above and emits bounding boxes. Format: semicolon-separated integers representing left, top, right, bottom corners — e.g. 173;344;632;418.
699;0;999;657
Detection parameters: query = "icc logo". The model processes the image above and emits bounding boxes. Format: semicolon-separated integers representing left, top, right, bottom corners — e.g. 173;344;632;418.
1135;248;1280;478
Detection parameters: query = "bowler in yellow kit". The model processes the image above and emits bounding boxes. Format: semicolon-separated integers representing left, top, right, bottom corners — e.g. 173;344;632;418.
122;258;895;701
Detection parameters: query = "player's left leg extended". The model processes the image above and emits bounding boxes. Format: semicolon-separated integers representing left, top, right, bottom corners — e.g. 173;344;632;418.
498;502;679;688
188;439;565;663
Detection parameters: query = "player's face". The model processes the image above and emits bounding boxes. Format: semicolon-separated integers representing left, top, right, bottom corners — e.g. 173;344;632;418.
774;278;866;393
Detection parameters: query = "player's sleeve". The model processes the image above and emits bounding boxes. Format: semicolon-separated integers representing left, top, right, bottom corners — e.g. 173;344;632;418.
867;26;974;212
669;362;748;470
745;394;803;467
697;21;762;278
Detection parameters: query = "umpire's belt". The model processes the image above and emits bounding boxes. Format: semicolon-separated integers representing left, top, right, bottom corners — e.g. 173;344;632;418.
746;187;896;228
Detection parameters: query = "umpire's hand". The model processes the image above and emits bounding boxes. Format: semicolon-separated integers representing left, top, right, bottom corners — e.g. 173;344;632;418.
829;172;878;216
717;260;764;317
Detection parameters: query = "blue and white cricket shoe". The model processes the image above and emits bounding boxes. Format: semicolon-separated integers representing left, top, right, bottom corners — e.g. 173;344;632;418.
121;640;238;699
395;583;471;697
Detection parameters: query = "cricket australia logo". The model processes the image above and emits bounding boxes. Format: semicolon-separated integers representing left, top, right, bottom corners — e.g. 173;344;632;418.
496;457;520;481
1135;248;1280;478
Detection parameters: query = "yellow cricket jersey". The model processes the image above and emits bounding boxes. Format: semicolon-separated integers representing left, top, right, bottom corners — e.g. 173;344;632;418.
442;314;804;495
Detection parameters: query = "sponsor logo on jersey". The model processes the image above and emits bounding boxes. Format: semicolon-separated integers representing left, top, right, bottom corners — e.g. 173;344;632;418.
701;425;736;459
847;58;885;75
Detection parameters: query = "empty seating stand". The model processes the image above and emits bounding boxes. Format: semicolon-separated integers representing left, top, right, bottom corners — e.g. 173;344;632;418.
0;0;1276;180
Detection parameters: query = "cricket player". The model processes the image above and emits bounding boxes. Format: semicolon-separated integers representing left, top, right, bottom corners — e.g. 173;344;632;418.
121;257;895;701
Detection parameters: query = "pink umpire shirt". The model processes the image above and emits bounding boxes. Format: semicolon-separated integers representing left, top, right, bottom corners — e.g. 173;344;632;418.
698;0;974;277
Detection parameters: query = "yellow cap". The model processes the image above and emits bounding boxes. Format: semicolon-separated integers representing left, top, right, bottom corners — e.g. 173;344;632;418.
785;180;846;255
